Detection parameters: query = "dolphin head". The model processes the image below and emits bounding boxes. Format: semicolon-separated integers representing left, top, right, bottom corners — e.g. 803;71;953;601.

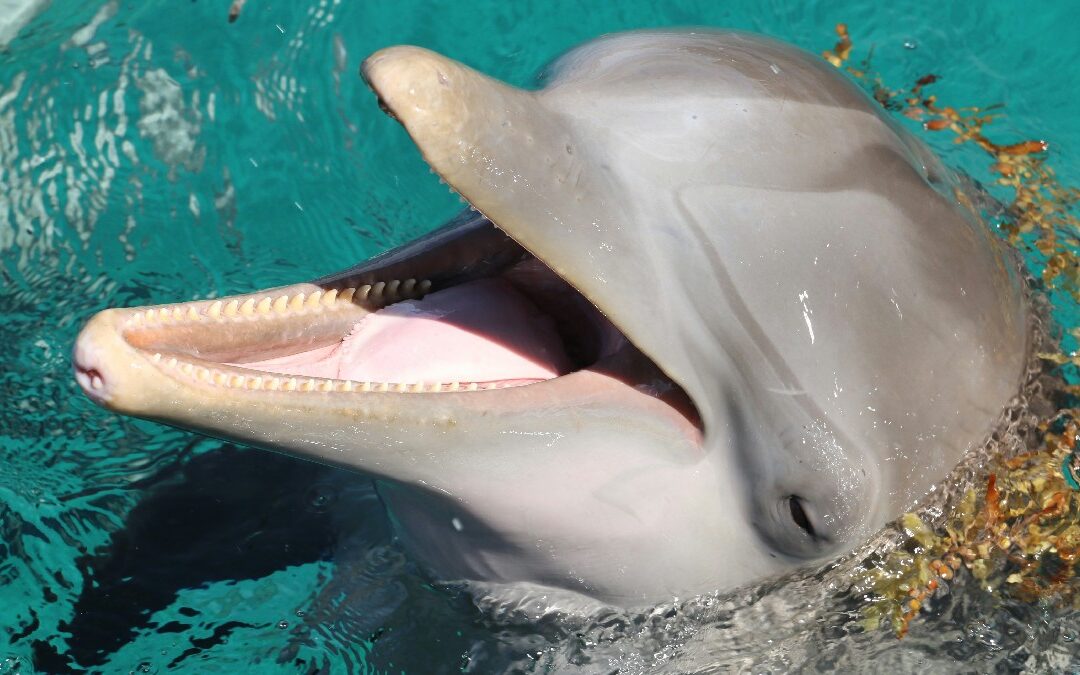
74;30;1029;606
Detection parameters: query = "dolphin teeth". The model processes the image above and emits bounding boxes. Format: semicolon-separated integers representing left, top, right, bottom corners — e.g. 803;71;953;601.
371;281;386;302
267;377;281;390
181;363;194;376
466;382;479;391
248;376;263;390
213;371;228;386
152;352;162;363
360;381;372;392
317;380;334;392
166;357;178;368
130;278;428;334
284;378;298;391
229;374;246;388
299;379;316;392
337;381;354;392
375;382;389;393
197;367;211;382
386;279;401;301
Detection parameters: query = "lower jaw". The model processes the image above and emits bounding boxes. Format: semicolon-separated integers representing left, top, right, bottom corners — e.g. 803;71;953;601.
73;269;704;469
78;260;618;398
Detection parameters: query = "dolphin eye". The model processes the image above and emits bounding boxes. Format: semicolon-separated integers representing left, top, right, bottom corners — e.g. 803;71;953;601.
787;495;818;540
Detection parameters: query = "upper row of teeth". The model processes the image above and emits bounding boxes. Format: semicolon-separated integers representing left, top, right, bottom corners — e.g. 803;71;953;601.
127;279;432;326
151;353;514;393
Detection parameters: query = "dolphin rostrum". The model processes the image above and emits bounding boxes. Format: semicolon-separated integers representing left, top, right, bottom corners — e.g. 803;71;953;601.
73;30;1030;607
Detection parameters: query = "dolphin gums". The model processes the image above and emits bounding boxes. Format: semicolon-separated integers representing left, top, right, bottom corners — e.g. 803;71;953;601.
73;30;1030;607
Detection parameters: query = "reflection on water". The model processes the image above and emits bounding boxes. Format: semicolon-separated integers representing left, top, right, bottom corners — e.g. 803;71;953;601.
1;0;1078;672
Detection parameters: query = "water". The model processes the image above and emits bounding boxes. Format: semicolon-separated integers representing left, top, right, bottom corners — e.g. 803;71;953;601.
1;0;1079;672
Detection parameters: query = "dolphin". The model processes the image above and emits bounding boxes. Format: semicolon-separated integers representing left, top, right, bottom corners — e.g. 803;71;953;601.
73;30;1030;607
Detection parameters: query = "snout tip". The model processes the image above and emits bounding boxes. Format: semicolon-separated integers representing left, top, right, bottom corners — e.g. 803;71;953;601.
72;308;132;407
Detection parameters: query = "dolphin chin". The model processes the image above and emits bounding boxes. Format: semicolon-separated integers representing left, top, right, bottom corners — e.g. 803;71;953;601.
74;29;1030;607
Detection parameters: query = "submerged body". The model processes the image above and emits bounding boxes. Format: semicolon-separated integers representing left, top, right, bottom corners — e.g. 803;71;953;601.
73;31;1028;607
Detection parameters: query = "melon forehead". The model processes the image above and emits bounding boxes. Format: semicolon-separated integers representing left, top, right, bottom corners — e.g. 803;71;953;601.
541;30;871;110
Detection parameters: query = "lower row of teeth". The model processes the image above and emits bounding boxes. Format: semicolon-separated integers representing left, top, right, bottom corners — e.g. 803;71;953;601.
151;353;520;393
128;278;432;326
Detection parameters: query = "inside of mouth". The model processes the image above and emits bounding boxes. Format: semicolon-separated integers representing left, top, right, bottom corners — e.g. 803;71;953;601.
233;255;624;389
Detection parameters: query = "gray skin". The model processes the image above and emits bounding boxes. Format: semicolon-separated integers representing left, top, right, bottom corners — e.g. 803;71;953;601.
73;30;1029;608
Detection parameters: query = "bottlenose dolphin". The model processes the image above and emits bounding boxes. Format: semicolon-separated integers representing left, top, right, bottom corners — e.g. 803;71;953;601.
73;30;1030;607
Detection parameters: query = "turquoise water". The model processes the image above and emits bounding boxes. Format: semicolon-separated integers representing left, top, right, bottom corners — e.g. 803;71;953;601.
1;1;1079;672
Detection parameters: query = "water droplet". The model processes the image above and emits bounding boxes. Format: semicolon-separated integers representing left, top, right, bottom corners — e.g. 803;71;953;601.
904;40;918;50
306;484;335;512
278;620;289;629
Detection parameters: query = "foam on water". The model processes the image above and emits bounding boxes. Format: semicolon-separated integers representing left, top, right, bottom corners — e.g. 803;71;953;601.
1;1;1078;672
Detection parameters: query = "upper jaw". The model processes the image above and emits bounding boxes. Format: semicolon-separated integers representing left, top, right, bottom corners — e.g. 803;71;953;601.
360;46;701;413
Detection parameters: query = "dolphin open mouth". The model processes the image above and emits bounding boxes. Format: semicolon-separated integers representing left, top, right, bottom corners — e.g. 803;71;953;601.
75;210;684;407
72;44;709;437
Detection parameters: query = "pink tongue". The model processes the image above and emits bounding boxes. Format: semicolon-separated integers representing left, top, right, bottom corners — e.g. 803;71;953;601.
336;278;571;385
